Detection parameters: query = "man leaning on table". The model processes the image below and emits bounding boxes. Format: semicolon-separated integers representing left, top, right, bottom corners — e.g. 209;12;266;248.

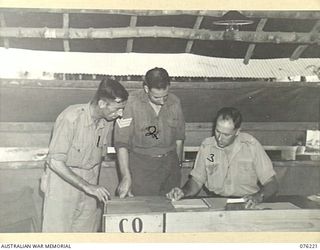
167;107;279;209
41;78;128;232
114;67;185;197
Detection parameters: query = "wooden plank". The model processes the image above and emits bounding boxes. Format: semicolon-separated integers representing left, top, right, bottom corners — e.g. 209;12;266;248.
0;13;10;48
102;196;320;232
165;209;320;232
184;146;299;160
243;18;267;64
0;147;48;162
62;13;70;52
185;15;204;53
2;79;320;90
126;16;137;53
186;122;319;131
1;27;319;44
1;122;318;132
0;145;299;162
0;160;116;170
291;20;320;60
104;213;164;233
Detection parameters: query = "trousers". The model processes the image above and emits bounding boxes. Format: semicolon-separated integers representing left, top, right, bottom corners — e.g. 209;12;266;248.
42;166;101;232
130;151;181;196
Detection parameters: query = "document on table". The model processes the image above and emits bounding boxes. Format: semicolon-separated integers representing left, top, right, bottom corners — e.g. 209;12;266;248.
171;198;209;209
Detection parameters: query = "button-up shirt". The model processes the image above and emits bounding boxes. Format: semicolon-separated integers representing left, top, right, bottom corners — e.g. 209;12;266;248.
48;103;112;169
114;90;185;155
190;132;276;197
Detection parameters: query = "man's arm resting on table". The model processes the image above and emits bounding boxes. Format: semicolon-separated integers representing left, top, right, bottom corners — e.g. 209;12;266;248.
116;147;133;198
244;175;279;208
167;176;203;201
49;158;110;203
182;177;203;197
259;175;279;201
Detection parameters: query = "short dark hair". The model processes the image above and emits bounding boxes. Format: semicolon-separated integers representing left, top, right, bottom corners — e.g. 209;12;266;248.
214;107;242;129
143;67;170;89
92;78;128;104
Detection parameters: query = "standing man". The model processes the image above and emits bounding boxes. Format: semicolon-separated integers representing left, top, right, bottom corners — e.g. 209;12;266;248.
41;78;128;232
115;67;185;197
167;107;278;209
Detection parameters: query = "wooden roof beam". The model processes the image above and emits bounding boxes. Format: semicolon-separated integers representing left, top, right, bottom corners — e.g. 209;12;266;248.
126;15;137;52
0;13;10;48
1;27;319;45
243;18;268;65
185;15;204;53
63;13;70;52
290;20;320;60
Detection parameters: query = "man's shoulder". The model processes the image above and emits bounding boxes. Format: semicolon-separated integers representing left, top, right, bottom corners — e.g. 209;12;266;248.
168;92;181;104
238;132;260;145
57;104;87;123
201;137;216;146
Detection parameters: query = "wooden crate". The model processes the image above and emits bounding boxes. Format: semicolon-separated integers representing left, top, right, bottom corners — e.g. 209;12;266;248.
102;196;320;233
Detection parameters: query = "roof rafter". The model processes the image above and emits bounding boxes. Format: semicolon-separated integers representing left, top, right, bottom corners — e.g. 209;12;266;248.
290;20;320;60
0;13;10;48
1;26;319;44
62;13;70;52
185;15;204;53
126;15;138;52
244;18;268;64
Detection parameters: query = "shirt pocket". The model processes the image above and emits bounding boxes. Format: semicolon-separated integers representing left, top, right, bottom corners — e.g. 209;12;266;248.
205;162;219;176
238;160;257;185
66;140;87;166
205;162;223;190
165;118;178;143
167;118;178;128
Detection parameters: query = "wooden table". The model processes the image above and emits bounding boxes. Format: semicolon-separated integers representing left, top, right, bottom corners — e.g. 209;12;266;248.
102;196;320;233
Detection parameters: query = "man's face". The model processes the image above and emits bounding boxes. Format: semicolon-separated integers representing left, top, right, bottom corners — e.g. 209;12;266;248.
214;116;239;148
99;100;126;121
144;85;169;106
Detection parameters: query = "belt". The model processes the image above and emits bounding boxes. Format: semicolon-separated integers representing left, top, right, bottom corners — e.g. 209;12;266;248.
149;153;169;158
132;151;170;158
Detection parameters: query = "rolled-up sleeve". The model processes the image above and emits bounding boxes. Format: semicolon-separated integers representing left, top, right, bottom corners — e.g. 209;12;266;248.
48;115;74;162
252;139;276;185
114;98;134;150
190;143;207;185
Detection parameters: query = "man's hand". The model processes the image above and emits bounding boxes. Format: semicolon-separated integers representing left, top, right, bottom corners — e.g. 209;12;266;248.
84;184;110;204
166;187;185;201
243;192;264;209
116;177;134;198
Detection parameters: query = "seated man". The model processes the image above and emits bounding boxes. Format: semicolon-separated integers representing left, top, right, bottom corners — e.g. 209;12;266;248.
167;107;279;209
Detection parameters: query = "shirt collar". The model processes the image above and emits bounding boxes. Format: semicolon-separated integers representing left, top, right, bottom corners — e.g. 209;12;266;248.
139;89;174;106
84;102;108;128
212;133;242;150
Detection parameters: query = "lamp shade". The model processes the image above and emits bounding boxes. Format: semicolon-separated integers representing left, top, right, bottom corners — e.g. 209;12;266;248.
213;11;254;26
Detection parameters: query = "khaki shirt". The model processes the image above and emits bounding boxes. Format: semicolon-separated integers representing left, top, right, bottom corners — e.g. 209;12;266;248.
114;90;185;155
190;132;276;197
48;103;112;169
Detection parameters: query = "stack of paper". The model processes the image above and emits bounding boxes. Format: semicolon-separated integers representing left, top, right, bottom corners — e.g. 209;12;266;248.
171;199;209;209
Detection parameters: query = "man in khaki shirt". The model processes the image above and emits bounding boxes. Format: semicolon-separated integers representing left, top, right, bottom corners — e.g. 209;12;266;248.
167;107;278;209
114;67;185;197
41;78;128;232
